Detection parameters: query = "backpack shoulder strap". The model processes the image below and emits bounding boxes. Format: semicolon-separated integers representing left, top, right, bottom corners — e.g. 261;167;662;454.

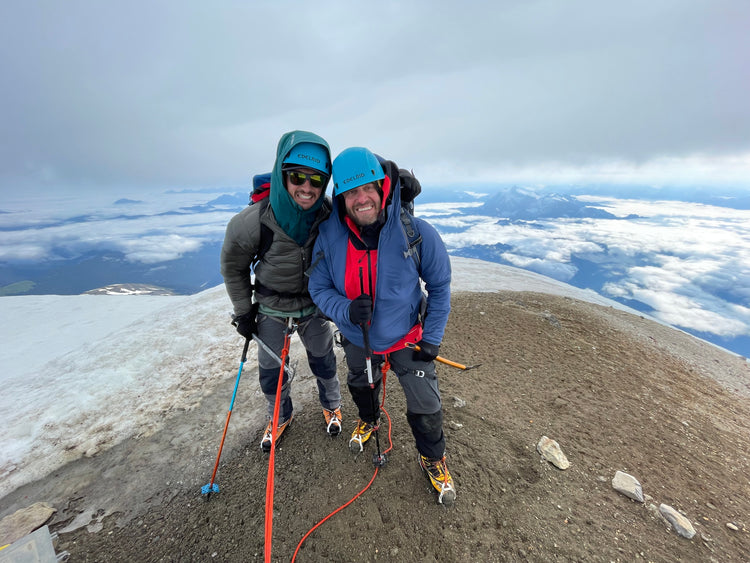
399;206;422;272
252;198;274;267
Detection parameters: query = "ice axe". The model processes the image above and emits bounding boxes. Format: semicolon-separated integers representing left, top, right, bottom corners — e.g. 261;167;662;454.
361;320;387;468
358;266;387;468
405;343;480;371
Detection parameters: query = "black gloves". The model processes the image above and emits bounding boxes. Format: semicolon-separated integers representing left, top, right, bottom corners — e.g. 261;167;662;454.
232;302;259;339
413;340;439;363
349;294;373;325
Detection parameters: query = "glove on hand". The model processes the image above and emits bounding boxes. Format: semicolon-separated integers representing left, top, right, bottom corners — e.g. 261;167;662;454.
232;302;259;339
349;294;373;325
412;340;440;363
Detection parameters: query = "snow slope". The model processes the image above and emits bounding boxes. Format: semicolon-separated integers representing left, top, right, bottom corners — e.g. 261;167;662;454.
0;257;648;500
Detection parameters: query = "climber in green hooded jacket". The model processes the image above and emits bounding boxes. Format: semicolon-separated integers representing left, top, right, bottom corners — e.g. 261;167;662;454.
220;130;342;452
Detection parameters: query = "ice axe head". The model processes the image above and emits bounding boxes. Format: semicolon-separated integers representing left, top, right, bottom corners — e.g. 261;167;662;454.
405;342;480;371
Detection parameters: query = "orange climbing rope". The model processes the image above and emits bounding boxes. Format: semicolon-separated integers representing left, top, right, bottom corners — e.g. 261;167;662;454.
291;358;393;561
264;318;295;563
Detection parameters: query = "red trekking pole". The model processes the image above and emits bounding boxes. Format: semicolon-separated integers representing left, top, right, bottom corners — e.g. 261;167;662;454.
264;317;295;563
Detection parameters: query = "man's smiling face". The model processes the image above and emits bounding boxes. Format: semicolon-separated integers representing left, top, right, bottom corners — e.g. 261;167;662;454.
342;182;382;227
285;167;325;210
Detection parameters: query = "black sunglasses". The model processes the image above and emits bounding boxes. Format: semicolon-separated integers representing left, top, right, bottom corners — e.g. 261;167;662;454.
287;171;328;189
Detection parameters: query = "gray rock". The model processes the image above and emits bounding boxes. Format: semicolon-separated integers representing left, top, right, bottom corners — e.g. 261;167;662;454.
659;504;696;539
612;470;644;502
536;436;570;469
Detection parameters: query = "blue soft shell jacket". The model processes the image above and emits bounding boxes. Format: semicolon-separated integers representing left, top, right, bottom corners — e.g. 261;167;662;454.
308;160;452;351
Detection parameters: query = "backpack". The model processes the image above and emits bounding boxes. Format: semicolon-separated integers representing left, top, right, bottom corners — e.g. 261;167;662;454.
396;169;422;272
397;167;421;215
249;172;274;267
250;172;272;204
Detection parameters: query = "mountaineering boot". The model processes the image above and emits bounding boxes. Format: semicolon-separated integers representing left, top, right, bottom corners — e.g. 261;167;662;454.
260;414;294;453
348;419;376;453
419;454;456;506
323;407;342;436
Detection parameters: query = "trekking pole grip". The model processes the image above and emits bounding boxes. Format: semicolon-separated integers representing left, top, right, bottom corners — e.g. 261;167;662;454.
241;338;250;363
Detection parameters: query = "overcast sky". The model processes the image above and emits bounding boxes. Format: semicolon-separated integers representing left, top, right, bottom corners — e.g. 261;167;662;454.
1;0;749;195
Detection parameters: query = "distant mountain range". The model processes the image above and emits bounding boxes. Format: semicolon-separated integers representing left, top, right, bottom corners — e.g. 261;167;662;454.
2;186;748;358
474;186;623;220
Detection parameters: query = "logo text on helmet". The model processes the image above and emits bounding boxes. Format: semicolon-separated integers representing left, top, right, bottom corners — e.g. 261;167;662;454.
297;153;321;164
342;173;366;185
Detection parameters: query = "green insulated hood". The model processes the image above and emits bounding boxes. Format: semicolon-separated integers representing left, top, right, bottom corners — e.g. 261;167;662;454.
270;130;331;245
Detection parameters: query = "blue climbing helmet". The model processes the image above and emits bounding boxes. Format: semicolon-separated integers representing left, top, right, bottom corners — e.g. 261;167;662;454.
283;142;331;175
332;147;385;196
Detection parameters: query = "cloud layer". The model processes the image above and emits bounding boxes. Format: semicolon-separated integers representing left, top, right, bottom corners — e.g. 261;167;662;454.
3;186;749;347
431;196;750;338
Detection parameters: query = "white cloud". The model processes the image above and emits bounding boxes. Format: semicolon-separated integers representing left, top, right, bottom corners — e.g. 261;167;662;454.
0;244;49;261
436;198;750;339
604;281;750;337
599;254;750;338
0;191;238;264
579;196;750;219
117;235;204;264
500;253;579;281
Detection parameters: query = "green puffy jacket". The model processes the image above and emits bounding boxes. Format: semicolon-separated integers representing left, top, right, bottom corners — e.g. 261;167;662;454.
220;130;333;316
220;196;331;315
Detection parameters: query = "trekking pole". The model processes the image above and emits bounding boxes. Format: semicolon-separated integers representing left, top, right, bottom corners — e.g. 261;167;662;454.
264;317;296;563
405;342;481;371
201;337;251;498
